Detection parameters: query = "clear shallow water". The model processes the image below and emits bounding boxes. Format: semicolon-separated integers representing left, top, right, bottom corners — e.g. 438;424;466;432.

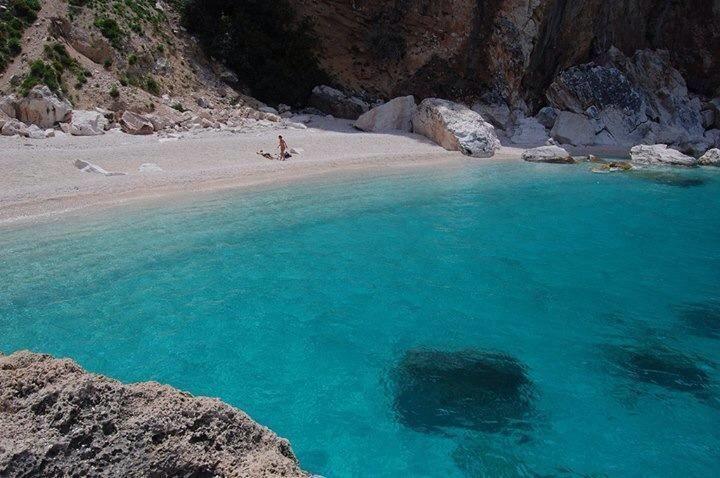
1;161;719;477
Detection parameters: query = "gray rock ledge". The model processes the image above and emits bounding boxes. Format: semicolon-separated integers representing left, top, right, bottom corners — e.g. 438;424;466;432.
0;351;307;478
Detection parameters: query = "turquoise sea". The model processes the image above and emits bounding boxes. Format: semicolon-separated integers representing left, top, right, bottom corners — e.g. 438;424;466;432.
1;160;719;477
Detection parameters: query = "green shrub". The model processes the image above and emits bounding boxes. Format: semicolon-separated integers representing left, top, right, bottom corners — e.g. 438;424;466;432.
94;17;123;49
181;0;328;105
19;60;62;95
171;102;186;112
109;84;120;99
0;0;42;72
9;0;41;24
104;58;113;69
7;37;21;55
145;76;160;95
127;53;137;65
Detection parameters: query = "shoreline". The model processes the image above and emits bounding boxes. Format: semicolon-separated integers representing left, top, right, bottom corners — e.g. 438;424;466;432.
0;118;631;227
0;119;521;226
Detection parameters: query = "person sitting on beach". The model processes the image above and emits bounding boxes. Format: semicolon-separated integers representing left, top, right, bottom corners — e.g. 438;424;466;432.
278;135;288;161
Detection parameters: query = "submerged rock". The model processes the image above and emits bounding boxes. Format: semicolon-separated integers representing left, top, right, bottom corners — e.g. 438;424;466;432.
607;344;714;400
412;98;501;158
676;301;720;339
591;161;633;173
629;144;697;166
0;351;306;478
354;96;416;133
521;145;575;164
628;169;706;188
391;349;535;434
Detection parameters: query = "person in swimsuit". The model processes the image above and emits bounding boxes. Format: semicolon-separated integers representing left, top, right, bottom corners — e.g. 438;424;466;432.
278;135;288;161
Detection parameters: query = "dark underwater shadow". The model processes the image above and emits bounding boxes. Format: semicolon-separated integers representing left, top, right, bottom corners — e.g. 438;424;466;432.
602;343;717;406
674;300;720;339
626;169;708;188
390;348;537;436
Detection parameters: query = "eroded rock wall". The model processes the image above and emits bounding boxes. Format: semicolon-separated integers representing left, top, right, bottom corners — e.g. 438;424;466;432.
291;0;719;105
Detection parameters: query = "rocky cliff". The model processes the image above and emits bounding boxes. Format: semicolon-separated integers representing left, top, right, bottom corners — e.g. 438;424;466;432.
0;351;308;478
291;0;719;107
289;0;719;154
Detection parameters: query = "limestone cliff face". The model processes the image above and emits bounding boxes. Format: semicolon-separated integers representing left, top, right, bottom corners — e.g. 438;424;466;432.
291;0;720;106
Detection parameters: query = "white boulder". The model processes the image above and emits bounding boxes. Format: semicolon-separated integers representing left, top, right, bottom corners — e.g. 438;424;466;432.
699;148;720;166
74;159;126;176
629;144;697;166
120;111;155;135
69;110;108;136
15;86;72;128
521;145;575;164
412;98;501;158
1;119;28;137
550;111;595;146
26;124;46;139
138;163;164;172
354;96;416;133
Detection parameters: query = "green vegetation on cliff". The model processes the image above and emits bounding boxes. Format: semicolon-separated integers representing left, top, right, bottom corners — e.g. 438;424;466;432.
19;43;90;96
180;0;327;105
0;0;42;72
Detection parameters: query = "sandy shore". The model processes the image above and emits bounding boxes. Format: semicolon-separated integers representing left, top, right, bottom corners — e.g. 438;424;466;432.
0;117;533;225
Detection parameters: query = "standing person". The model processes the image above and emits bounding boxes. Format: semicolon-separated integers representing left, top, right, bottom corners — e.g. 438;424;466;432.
278;135;288;161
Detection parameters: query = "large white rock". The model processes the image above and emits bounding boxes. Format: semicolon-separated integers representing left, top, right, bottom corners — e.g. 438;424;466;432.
510;117;549;145
15;86;72;128
699;148;720;166
69;110;108;136
521;145;575;164
74;159;125;176
629;144;697;166
354;96;416;132
1;119;28;137
26;124;46;140
120;111;155;135
550;111;595;146
412;98;501;158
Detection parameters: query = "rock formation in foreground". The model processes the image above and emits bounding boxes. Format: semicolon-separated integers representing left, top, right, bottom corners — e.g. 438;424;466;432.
0;351;308;478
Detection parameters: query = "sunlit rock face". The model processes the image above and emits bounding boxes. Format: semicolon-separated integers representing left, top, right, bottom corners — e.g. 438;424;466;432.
391;349;535;434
